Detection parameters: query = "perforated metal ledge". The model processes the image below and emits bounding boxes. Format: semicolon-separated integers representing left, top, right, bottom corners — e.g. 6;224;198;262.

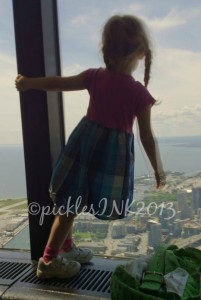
0;253;126;299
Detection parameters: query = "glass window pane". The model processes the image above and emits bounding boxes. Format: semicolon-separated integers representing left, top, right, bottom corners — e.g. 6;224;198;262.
57;0;201;256
0;1;29;250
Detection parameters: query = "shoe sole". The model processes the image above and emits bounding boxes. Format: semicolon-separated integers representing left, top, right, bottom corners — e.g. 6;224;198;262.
36;265;81;279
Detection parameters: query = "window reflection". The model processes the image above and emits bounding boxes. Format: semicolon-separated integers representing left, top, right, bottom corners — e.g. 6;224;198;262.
0;1;29;250
56;0;201;256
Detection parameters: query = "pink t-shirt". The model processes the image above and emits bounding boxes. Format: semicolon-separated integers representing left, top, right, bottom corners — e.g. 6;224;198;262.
84;68;155;134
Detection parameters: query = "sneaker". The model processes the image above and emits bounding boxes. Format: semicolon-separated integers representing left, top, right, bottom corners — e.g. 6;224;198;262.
60;244;93;264
36;256;81;279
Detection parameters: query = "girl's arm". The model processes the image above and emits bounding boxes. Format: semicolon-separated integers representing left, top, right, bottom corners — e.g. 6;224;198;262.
137;105;166;188
15;71;86;92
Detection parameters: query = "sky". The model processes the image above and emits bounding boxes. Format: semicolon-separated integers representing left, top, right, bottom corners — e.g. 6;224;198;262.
0;0;201;144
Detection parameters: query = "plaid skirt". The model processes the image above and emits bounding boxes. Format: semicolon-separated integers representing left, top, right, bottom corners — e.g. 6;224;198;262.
49;117;134;220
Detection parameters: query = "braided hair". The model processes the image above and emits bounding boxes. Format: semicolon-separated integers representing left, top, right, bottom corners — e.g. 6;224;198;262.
102;15;152;87
144;48;152;87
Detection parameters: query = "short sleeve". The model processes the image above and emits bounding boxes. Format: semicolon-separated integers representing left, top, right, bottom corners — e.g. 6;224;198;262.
135;81;156;115
83;68;98;91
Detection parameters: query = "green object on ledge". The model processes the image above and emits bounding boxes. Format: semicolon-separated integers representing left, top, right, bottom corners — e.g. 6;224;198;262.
110;243;201;300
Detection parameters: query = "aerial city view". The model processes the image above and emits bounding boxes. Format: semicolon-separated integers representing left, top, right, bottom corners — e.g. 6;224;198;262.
0;1;201;261
1;168;201;257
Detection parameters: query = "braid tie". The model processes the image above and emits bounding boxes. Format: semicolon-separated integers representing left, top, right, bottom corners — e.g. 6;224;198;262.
144;48;152;87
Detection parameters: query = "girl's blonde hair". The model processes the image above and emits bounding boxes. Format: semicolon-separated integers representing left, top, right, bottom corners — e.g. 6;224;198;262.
102;15;152;87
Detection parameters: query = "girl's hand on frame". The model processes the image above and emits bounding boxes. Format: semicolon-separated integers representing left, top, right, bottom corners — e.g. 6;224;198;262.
155;171;166;189
15;74;28;92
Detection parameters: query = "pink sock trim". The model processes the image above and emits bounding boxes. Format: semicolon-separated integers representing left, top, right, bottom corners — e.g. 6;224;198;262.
43;245;60;263
62;238;73;251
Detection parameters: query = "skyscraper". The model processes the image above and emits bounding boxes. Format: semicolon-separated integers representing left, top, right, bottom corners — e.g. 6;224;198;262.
177;191;192;219
192;187;201;214
147;220;162;249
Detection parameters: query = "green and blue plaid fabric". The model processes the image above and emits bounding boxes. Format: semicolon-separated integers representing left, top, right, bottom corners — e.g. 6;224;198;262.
49;117;134;220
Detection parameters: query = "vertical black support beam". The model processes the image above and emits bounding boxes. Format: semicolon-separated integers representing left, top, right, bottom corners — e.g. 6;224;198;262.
12;0;65;260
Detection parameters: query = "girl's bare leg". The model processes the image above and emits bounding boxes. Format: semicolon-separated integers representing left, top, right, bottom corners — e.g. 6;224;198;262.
46;213;75;249
65;223;73;240
37;213;80;280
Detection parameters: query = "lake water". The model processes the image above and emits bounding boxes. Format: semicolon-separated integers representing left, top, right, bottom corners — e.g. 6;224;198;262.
0;135;201;199
3;225;30;250
1;135;201;250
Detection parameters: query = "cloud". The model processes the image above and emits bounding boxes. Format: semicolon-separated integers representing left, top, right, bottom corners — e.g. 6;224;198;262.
59;45;201;137
134;45;201;136
148;47;201;136
0;52;18;95
145;7;201;31
0;130;23;145
147;47;201;107
0;40;8;45
195;104;201;112
148;10;186;30
153;105;201;122
0;51;21;142
61;10;101;48
62;63;87;75
1;1;201;143
111;3;143;15
69;14;95;28
151;103;201;136
63;91;89;138
128;3;144;12
0;52;16;66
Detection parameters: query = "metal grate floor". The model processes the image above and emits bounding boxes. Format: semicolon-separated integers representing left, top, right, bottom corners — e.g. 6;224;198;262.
0;257;117;299
18;262;112;298
0;260;32;285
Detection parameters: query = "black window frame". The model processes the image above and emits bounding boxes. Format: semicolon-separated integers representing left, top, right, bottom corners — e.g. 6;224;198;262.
12;0;65;260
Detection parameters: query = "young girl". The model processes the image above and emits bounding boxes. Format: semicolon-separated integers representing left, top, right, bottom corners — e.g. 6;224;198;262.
15;15;166;279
